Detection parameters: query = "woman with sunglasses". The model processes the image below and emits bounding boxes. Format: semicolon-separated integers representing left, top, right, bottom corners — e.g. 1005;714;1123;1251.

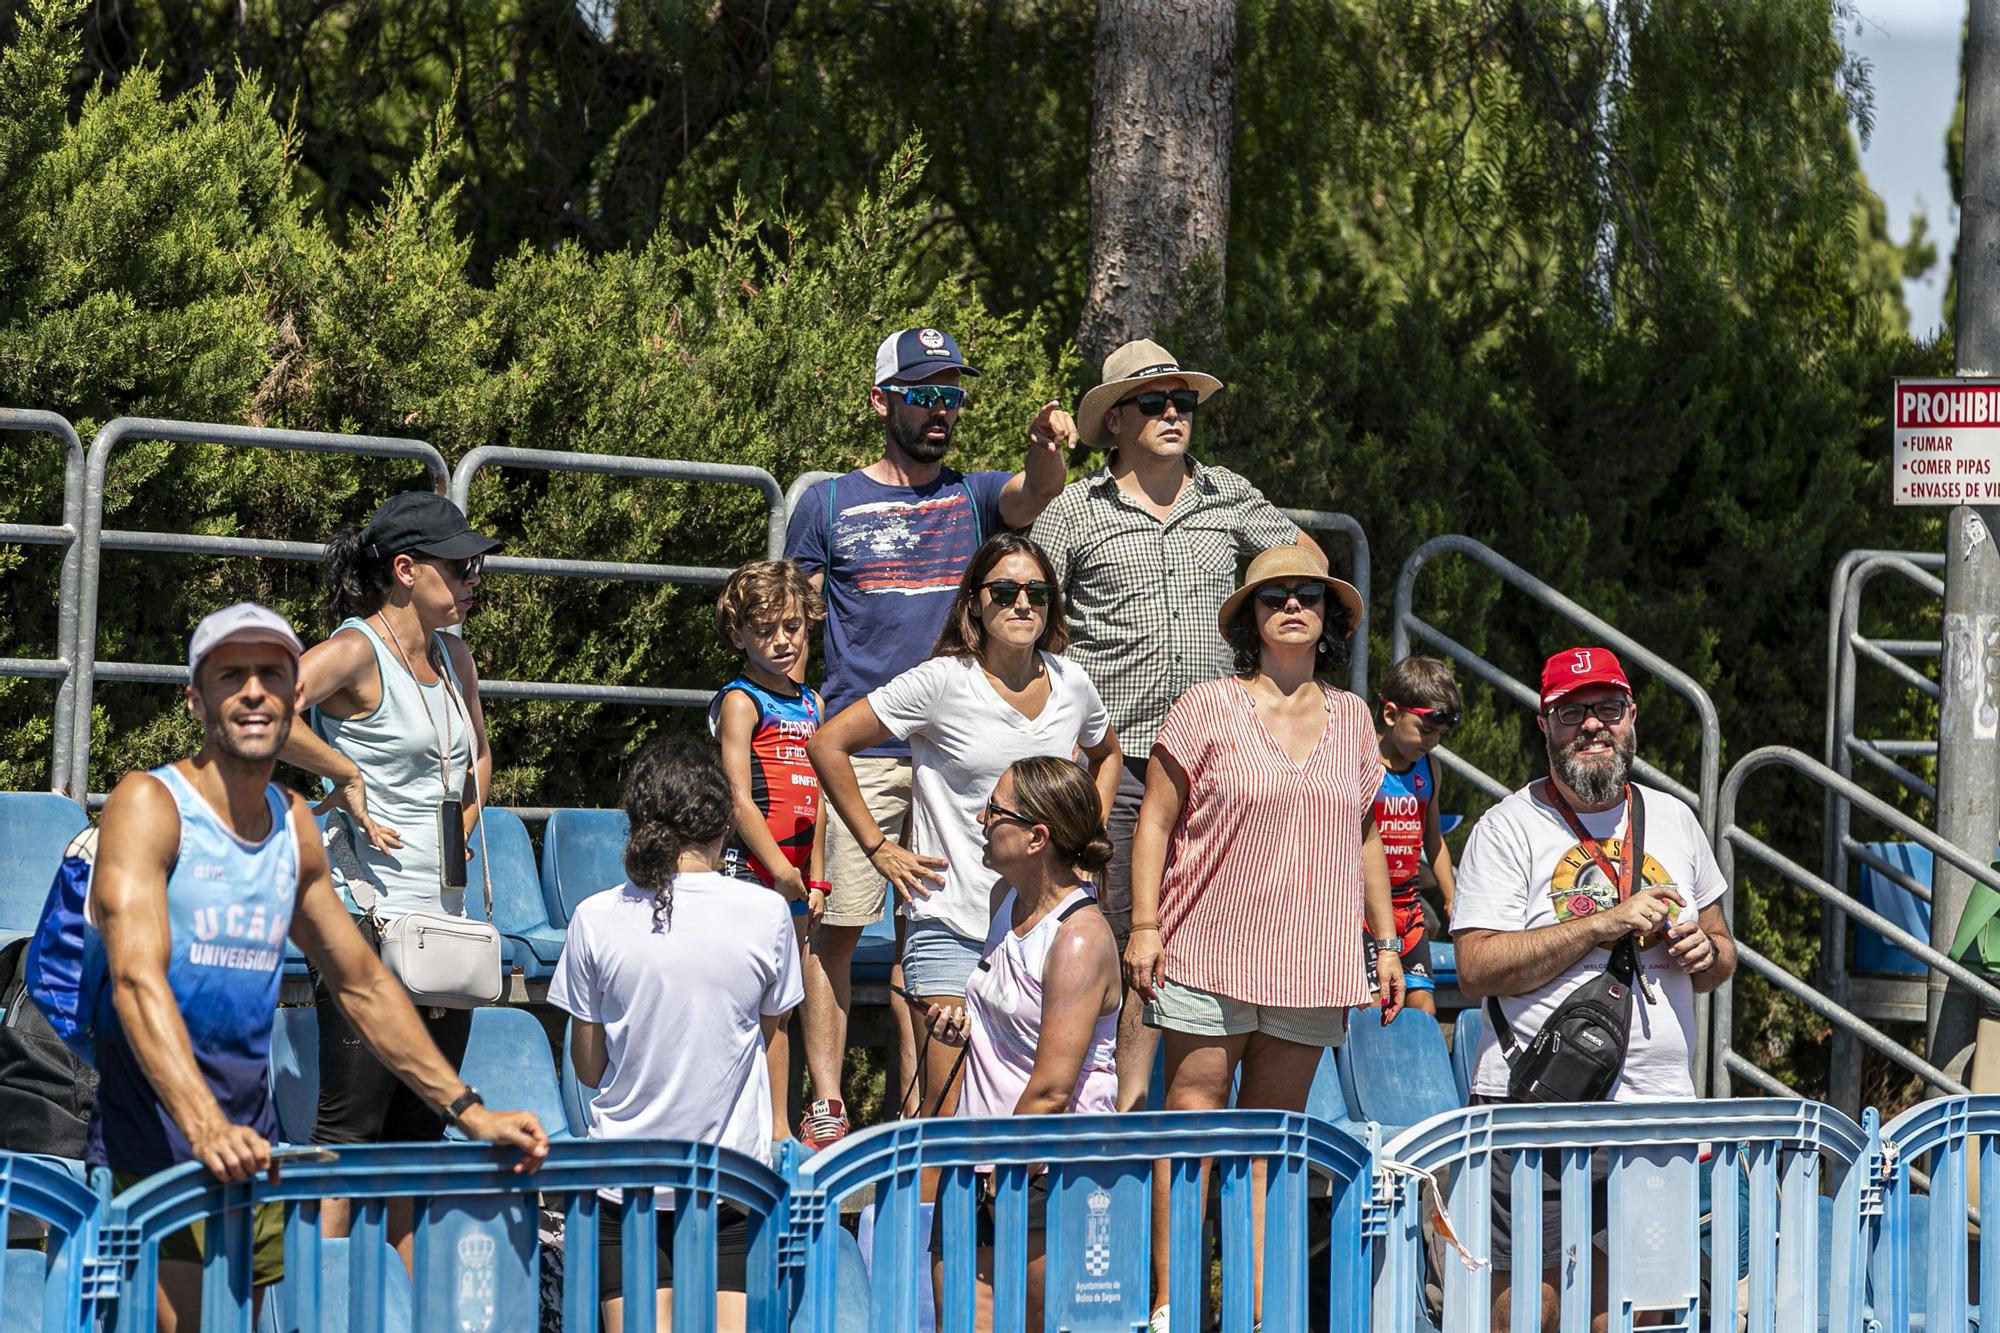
1123;546;1400;1332
810;532;1122;1121
920;755;1121;1331
278;490;501;1264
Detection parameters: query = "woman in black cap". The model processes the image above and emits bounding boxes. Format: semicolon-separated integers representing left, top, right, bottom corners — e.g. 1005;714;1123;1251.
278;489;503;1266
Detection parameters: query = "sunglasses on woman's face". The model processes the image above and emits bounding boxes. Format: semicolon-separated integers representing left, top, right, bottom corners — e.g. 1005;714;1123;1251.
1254;581;1326;611
423;554;484;582
982;797;1039;830
983;579;1053;608
1118;388;1200;418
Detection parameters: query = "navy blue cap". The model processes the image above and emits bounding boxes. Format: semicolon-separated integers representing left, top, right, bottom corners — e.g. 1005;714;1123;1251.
873;327;981;384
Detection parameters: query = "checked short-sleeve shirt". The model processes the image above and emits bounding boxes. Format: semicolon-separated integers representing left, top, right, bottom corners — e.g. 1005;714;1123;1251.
1029;460;1301;755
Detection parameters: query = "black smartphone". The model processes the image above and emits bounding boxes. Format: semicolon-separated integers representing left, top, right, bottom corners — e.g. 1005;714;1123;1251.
438;796;467;889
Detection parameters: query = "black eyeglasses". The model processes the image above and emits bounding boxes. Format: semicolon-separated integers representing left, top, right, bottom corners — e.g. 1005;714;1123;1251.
1403;704;1461;734
1118;388;1200;417
982;797;1039;829
881;383;967;411
1547;698;1630;727
983;579;1053;607
1254;581;1326;610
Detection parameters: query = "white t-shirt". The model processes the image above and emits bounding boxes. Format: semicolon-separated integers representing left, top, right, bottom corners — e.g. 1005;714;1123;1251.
547;872;803;1186
1450;781;1726;1101
869;652;1110;942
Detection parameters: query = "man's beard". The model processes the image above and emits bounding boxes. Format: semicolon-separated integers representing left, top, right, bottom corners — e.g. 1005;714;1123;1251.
1550;727;1636;806
212;712;292;765
887;409;953;462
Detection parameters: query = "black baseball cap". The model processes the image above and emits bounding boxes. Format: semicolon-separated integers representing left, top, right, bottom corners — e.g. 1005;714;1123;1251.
361;491;504;561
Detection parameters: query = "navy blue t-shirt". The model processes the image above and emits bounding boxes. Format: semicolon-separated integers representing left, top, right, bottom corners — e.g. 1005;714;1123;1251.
785;467;1010;758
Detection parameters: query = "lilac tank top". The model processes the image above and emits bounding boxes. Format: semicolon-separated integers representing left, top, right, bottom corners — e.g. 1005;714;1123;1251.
958;887;1119;1119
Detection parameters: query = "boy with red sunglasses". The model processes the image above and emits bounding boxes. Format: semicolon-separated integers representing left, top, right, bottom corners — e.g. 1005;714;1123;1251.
1373;655;1462;1015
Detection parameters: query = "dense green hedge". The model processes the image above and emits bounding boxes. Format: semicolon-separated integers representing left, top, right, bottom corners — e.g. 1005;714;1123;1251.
0;0;1951;1096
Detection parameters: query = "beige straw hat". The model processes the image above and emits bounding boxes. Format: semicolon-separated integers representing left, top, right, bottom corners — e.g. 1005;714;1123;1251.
1075;339;1225;447
1216;545;1364;634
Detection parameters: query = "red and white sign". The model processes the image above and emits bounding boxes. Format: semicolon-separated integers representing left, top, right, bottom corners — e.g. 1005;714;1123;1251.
1894;378;2000;505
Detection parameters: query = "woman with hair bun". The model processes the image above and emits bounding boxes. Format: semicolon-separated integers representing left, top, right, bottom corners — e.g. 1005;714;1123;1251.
923;754;1122;1330
547;739;803;1333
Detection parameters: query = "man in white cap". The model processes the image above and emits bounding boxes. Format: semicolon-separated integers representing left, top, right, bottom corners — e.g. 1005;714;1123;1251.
785;326;1075;1147
1030;338;1326;1109
83;602;547;1324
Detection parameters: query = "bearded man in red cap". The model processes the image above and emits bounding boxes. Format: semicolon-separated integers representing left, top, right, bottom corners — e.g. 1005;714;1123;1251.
1450;646;1736;1332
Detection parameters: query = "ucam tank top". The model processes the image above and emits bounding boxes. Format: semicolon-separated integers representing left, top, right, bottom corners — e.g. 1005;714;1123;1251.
1375;753;1434;891
958;887;1118;1121
86;765;297;1172
705;675;822;886
312;618;476;919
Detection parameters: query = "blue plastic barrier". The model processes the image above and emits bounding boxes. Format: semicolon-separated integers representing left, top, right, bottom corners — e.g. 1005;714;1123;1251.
1872;1094;1997;1332
792;1110;1380;1333
101;1138;790;1333
1377;1099;1874;1333
0;1151;102;1330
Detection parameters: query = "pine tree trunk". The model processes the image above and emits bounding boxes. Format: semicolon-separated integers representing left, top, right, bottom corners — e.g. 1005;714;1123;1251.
1076;0;1236;362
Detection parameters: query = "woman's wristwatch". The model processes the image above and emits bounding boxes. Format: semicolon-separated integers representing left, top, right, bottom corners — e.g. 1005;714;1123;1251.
1370;937;1402;957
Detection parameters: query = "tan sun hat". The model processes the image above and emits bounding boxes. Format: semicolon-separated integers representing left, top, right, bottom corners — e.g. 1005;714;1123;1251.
1216;545;1364;635
1075;339;1225;447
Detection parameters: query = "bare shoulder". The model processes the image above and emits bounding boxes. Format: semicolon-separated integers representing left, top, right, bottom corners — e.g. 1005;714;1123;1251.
1053;903;1117;964
96;770;181;870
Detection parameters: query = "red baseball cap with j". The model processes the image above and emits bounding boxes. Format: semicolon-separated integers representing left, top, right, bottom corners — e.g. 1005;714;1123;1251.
1539;646;1631;709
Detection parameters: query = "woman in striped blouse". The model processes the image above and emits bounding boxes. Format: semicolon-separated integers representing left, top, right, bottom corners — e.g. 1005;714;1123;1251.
1124;545;1402;1330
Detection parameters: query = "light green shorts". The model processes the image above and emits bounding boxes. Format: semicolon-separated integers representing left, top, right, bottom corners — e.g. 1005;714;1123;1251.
1144;976;1350;1048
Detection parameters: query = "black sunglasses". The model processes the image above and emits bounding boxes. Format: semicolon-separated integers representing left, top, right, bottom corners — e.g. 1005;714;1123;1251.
418;553;485;582
983;797;1039;829
983;579;1053;607
1117;388;1200;417
1254;581;1327;610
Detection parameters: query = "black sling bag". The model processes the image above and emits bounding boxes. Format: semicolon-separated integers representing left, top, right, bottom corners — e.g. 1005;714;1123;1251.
1485;784;1647;1104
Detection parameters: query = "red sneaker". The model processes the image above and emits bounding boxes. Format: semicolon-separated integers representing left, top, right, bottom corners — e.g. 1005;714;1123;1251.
799;1098;850;1151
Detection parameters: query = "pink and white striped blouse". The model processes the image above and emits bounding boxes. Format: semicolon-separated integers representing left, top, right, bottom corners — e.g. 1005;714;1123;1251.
1154;676;1383;1008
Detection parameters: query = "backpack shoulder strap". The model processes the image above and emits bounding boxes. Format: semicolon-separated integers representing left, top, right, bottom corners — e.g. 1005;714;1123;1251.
961;476;984;543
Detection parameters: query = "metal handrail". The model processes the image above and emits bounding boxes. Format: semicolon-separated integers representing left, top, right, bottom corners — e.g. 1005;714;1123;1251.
0;409;85;794
66;419;449;801
1821;553;1947;1114
1714;745;2000;1099
1390;533;1722;836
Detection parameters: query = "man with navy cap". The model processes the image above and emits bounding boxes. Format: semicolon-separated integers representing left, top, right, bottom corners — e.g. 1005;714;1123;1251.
785;326;1074;1147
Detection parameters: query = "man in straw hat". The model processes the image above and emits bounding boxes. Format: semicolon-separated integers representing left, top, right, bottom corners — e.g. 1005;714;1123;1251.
1030;338;1327;1109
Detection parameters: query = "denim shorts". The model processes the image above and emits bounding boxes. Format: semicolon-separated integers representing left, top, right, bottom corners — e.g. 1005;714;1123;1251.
901;917;985;998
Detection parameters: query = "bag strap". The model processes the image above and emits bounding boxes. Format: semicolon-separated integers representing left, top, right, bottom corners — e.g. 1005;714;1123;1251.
435;641;495;924
1487;786;1650;1069
961;477;984;544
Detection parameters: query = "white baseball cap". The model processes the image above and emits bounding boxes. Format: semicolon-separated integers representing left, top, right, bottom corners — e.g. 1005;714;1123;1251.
187;602;305;679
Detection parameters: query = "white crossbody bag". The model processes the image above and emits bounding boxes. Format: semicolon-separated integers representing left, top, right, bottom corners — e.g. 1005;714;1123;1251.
327;627;505;1009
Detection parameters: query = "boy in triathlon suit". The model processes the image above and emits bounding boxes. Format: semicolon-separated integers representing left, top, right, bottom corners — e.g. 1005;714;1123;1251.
1373;656;1462;1015
709;559;828;1140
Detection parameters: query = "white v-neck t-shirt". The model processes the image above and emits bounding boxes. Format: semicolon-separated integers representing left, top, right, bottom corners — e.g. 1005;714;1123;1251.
869;652;1110;941
547;872;803;1175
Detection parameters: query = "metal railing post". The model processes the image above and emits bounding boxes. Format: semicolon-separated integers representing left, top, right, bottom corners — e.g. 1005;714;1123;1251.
0;409;85;796
68;419;447;797
1281;508;1370;696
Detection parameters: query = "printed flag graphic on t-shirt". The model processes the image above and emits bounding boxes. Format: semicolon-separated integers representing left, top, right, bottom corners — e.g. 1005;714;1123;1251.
833;494;983;595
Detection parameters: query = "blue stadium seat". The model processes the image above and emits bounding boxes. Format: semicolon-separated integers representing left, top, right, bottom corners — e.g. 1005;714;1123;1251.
1429;938;1457;988
3;1249;48;1330
1448;1006;1483;1105
538;808;630;927
0;792;87;944
1305;1047;1358;1127
1854;842;1934;975
256;1238;412;1333
559;1019;593;1139
854;903;898;985
471;808;564;979
1438;813;1463;836
269;1006;320;1145
446;1006;574;1143
1336;1006;1460;1130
